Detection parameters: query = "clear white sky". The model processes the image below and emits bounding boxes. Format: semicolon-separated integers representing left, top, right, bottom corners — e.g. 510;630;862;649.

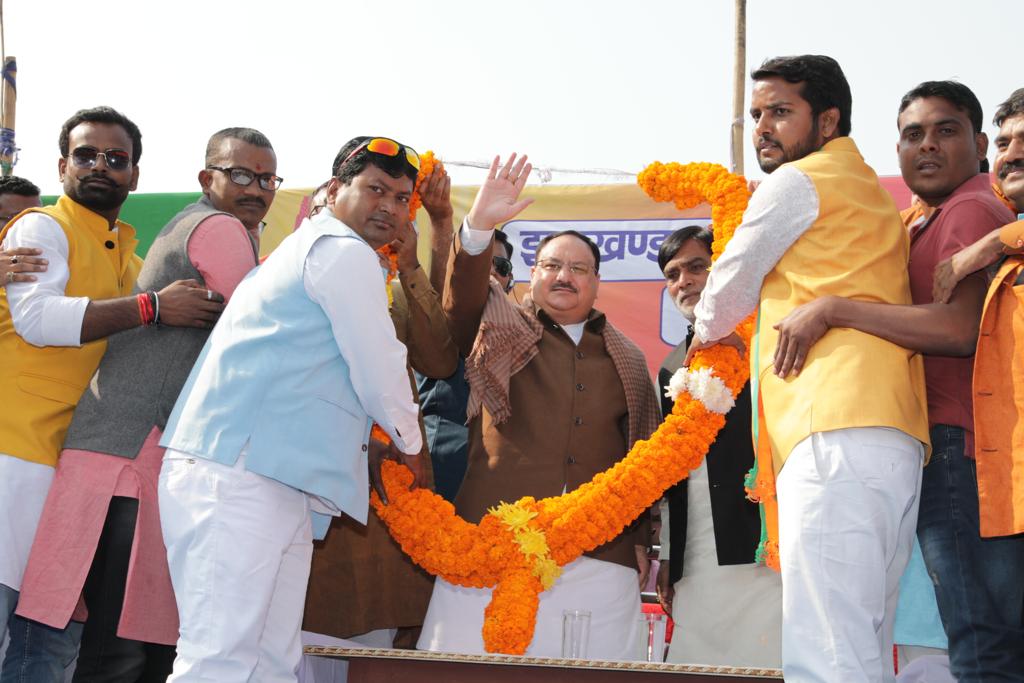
3;0;1014;194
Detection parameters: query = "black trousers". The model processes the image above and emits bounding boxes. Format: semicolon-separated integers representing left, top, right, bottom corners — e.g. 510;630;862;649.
72;497;176;683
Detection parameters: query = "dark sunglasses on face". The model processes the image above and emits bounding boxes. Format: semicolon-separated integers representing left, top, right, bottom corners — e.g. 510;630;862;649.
70;146;132;172
492;256;513;278
207;166;283;191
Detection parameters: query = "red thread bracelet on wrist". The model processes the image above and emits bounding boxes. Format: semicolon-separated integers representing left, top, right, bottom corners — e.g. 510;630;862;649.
136;292;153;325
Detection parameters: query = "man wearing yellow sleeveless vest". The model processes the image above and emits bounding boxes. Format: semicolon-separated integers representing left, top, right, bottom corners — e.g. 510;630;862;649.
688;56;930;683
0;106;225;676
775;83;1024;682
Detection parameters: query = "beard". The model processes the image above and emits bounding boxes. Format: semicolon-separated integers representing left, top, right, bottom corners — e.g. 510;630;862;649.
673;290;697;322
67;175;130;213
757;119;821;174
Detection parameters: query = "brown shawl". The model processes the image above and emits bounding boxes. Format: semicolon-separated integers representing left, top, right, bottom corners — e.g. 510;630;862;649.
464;281;660;447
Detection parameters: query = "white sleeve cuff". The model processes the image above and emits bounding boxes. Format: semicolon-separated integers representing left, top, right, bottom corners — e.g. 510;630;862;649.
458;218;493;256
38;296;89;347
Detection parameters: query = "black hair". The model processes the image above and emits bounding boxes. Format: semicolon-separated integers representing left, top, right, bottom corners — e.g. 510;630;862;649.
994;88;1024;128
331;136;418;186
0;175;41;198
494;229;514;259
752;55;852;137
535;230;601;274
899;81;988;172
899;81;984;134
59;106;142;164
657;225;713;272
205;127;274;166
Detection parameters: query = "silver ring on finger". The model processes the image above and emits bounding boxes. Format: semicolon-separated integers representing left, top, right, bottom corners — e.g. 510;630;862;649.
206;289;213;301
9;255;18;265
5;271;13;283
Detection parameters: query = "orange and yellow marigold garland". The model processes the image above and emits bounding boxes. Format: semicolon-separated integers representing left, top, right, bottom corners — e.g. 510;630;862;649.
407;150;441;220
372;162;764;655
375;151;443;307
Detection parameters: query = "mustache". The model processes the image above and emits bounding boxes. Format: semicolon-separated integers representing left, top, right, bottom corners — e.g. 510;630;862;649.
369;213;395;227
80;174;117;188
551;282;578;293
236;197;267;208
758;134;782;149
999;159;1024;179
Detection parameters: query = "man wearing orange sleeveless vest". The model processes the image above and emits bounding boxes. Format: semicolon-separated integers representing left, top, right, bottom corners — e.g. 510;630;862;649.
688;56;930;682
0;107;225;679
931;88;1024;678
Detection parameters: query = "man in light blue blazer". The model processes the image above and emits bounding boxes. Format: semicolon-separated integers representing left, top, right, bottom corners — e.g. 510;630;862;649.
157;136;426;682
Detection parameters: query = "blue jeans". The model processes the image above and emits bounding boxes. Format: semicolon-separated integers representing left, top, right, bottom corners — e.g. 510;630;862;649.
0;588;81;683
917;424;1024;682
1;584;17;645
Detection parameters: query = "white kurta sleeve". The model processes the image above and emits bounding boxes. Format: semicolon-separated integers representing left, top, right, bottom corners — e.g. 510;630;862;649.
458;218;495;256
693;165;819;342
303;235;423;455
2;213;89;347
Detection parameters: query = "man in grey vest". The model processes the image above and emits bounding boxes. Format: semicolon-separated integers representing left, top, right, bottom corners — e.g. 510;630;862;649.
7;128;278;682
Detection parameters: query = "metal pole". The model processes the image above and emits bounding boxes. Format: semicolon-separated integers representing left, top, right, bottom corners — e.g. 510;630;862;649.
730;0;747;176
1;56;16;177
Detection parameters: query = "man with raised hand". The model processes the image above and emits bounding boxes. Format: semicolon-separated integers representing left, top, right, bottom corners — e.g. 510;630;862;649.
418;154;661;659
157;136;424;681
0;107;222;677
7;127;277;681
687;56;930;682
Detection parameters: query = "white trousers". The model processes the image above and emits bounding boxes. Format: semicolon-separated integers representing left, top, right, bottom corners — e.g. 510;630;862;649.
159;452;314;683
777;427;923;683
418;556;641;660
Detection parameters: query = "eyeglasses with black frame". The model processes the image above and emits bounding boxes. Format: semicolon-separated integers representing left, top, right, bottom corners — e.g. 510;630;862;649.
207;166;283;191
70;146;132;172
492;256;513;278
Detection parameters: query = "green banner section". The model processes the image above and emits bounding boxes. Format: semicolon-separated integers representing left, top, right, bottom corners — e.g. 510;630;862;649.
42;192;202;257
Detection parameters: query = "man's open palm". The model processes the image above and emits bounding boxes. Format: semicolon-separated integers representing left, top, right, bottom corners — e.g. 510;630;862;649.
466;153;534;230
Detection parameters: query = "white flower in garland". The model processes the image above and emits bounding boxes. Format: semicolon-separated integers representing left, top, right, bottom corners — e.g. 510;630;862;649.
665;368;689;403
664;366;735;415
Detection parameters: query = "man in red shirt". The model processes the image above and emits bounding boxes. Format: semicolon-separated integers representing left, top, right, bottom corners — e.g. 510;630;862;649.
771;81;1023;682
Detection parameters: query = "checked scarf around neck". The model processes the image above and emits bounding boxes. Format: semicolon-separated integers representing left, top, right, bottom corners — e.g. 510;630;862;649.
464;280;660;447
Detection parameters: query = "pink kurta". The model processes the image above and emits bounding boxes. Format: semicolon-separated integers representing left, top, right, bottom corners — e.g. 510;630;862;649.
16;428;179;644
13;214;257;645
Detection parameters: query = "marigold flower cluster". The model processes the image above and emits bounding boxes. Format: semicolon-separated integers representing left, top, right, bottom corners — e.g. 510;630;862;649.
407;150;441;220
371;162;761;655
370;151;440;308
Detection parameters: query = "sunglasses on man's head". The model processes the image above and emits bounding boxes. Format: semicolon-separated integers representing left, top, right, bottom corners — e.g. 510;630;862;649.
492;256;513;278
70;146;132;172
207;165;283;191
338;137;420;175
